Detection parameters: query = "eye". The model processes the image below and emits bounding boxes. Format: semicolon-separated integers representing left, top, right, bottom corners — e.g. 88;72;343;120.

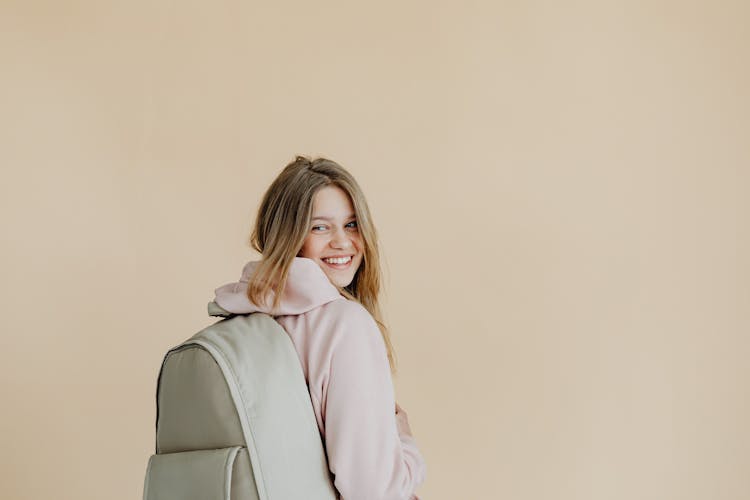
311;225;327;232
346;220;358;229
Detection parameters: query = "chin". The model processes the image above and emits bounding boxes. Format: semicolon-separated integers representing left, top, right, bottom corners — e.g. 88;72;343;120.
328;274;354;288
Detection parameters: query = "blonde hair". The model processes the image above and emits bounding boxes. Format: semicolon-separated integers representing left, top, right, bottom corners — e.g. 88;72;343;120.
247;155;397;375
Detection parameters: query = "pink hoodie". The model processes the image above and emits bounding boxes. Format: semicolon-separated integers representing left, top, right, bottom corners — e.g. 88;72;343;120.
213;256;426;500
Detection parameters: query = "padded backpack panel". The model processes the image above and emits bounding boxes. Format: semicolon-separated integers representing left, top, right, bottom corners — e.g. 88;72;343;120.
157;345;245;453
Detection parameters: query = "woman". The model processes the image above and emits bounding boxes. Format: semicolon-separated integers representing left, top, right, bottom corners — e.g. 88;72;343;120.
212;155;426;499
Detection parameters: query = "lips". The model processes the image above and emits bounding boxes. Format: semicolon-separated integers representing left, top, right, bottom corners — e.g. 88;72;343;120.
321;255;354;269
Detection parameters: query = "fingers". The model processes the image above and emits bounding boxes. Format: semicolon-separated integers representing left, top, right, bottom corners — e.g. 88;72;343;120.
395;402;407;415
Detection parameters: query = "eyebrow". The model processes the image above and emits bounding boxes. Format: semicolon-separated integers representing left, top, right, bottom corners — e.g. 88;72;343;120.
311;214;356;221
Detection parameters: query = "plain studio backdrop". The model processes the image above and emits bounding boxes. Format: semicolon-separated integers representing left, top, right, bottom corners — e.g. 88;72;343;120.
1;1;748;499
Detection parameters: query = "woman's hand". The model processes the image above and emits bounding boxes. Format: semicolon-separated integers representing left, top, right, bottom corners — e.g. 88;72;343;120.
395;402;414;438
397;404;421;499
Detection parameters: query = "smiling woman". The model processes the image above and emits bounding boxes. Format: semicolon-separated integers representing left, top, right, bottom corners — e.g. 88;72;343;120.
216;155;427;499
247;156;384;339
298;185;364;288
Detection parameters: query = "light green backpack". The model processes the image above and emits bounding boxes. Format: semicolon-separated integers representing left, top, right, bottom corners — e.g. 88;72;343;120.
143;303;338;500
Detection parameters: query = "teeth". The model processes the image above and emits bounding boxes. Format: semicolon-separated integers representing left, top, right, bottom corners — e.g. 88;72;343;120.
323;256;352;265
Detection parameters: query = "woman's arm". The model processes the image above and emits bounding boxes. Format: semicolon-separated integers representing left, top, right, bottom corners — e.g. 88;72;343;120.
323;305;426;500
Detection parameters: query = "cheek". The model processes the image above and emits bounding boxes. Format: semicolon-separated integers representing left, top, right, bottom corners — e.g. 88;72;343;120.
299;236;323;258
354;236;364;251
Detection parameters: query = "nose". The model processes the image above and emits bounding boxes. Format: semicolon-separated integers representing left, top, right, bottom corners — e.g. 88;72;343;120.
329;227;353;250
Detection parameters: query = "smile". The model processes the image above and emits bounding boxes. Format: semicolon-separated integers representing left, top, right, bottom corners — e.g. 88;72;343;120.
322;255;353;268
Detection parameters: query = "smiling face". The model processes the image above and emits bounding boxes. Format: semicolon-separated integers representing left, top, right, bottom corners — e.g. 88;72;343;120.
298;185;364;288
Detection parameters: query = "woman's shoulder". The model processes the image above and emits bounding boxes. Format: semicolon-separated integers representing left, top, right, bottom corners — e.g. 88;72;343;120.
311;297;381;343
317;297;376;325
314;299;387;364
279;297;383;365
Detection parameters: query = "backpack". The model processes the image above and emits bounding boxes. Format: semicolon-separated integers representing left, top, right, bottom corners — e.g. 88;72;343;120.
142;302;339;500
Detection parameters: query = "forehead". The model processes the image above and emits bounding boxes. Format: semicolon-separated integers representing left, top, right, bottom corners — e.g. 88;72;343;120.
311;185;355;219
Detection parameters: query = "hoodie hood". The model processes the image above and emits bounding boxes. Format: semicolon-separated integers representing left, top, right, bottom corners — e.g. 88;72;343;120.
209;256;342;317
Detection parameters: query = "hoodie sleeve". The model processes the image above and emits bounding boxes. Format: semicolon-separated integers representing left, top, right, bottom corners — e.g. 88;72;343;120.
323;304;426;500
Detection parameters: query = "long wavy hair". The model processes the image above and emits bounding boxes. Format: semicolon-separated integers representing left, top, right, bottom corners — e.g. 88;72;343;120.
247;155;397;375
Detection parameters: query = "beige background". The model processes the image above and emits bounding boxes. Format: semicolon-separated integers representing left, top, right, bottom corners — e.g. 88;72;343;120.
2;1;748;499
